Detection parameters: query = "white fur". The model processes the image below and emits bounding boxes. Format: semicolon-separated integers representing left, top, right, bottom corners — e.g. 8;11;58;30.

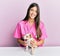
23;33;37;55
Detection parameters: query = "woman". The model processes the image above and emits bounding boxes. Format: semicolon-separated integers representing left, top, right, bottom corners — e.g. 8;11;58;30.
14;3;47;47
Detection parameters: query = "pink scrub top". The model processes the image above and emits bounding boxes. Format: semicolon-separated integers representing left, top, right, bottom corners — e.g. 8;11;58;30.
13;20;47;47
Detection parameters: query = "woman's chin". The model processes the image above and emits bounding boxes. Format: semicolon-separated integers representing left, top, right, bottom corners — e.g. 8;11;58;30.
30;17;35;20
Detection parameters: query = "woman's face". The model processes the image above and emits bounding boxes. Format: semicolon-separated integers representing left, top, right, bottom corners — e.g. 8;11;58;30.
29;6;37;20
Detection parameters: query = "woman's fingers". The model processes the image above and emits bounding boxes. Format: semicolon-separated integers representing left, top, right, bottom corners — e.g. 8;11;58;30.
23;41;28;46
30;40;37;47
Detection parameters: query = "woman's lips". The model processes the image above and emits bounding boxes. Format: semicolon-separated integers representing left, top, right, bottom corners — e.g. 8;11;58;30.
31;14;35;17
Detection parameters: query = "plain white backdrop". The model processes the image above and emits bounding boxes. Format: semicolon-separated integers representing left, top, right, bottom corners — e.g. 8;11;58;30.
0;47;60;56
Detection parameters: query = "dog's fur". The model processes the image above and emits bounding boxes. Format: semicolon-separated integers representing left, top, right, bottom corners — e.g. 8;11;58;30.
23;33;37;55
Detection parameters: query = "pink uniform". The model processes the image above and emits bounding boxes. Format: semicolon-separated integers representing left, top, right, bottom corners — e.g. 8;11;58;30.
13;20;47;47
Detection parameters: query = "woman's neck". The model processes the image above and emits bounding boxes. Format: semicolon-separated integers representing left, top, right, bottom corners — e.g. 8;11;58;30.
28;18;34;23
28;18;35;27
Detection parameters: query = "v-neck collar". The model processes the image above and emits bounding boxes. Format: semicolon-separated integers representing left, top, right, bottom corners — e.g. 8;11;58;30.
25;20;35;33
26;20;35;28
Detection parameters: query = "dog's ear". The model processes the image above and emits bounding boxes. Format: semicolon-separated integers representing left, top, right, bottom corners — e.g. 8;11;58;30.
30;34;33;38
29;34;31;38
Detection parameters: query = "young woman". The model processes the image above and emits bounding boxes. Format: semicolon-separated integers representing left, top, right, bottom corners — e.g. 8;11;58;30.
14;3;47;47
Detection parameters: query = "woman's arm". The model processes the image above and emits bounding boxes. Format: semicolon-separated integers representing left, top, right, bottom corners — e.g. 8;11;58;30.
30;39;44;47
17;38;27;46
37;39;44;46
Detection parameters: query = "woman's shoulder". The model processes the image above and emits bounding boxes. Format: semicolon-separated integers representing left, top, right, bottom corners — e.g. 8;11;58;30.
17;20;27;25
40;20;44;26
40;20;45;28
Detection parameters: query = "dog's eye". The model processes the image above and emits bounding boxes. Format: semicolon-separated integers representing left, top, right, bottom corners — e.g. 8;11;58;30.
26;36;28;38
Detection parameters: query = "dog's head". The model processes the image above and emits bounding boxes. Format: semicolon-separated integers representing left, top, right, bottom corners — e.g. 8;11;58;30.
24;33;31;40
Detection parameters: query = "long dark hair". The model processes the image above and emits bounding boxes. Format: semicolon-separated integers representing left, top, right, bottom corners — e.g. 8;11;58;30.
23;3;42;40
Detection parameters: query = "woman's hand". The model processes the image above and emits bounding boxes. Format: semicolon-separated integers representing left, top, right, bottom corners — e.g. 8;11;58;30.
22;41;28;46
17;38;28;47
30;39;44;47
30;40;38;47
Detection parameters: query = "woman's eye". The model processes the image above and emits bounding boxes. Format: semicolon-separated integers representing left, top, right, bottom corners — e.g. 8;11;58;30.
30;9;37;13
35;10;37;13
31;9;34;11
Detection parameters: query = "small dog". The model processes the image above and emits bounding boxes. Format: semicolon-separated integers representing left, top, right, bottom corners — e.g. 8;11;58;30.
23;33;37;55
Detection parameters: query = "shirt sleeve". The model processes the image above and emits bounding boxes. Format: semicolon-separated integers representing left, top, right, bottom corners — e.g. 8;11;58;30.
39;22;48;40
13;23;22;38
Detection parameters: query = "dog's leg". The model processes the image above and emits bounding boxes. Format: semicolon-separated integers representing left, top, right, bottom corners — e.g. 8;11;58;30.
31;47;35;55
26;45;28;51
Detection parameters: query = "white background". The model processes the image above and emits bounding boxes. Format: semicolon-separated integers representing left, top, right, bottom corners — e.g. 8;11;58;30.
0;47;60;56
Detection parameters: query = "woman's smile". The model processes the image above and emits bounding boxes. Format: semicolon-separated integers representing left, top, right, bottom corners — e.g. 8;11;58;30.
29;6;37;19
